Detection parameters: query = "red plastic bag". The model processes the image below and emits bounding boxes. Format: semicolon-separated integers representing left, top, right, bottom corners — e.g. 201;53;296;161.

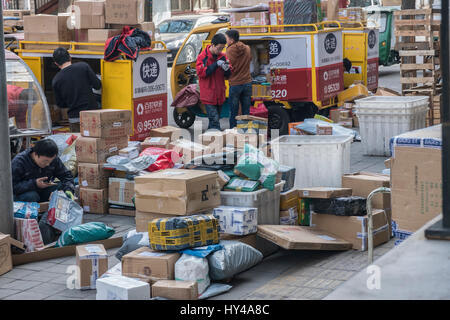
250;102;268;118
139;147;181;172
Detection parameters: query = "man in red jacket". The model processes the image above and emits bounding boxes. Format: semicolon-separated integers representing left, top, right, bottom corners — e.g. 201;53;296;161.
196;33;231;131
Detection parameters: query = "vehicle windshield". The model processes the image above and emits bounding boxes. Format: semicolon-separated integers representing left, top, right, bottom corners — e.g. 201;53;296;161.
367;12;387;33
6;59;49;132
159;20;196;33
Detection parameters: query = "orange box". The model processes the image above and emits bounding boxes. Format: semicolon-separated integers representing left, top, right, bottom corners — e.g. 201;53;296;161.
288;122;311;135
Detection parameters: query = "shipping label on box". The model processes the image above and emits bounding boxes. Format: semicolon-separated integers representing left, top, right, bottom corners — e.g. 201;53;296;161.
109;177;135;207
80;109;132;138
76;244;108;290
105;0;145;24
213;206;258;236
135;169;221;215
75;136;128;163
78;163;109;189
0;234;13;276
122;247;180;282
152;280;198;300
80;188;109;214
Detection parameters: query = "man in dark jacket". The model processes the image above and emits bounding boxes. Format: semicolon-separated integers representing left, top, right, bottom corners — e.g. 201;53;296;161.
225;29;252;129
52;47;101;132
12;139;75;203
196;33;232;131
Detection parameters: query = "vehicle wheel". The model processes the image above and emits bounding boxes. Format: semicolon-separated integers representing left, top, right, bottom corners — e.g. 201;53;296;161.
267;104;290;136
184;44;196;63
173;108;196;129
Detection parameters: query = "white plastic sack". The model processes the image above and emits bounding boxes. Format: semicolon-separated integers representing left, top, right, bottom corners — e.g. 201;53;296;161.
175;253;210;294
207;240;263;281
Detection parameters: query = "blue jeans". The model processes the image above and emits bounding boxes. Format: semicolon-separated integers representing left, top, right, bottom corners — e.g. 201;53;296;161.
14;185;59;203
229;82;252;129
205;104;222;130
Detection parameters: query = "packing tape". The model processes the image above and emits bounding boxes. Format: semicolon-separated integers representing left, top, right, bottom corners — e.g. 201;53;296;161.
91;257;99;290
357;224;390;251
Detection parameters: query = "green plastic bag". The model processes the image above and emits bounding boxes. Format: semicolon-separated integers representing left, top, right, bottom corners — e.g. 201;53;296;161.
235;144;279;191
224;177;260;192
55;222;115;247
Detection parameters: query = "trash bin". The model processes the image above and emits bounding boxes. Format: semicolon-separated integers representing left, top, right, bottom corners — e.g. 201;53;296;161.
354;96;429;156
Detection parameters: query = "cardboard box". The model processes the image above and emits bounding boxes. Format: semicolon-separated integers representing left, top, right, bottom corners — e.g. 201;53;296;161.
119;147;139;160
86;28;121;51
213;206;258;236
298;187;353;199
78;163;109;189
199;131;227;149
257;225;353;250
375;87;401;97
141;137;171;150
109;207;135;216
280;189;299;211
152;280;198;300
0;234;13;276
352;114;359;128
3;9;31;19
230;11;270;34
217;170;231;189
105;0;145;25
311;209;390;251
224;129;262;150
339;119;353;128
391;125;442;232
74;0;105;29
135;169;221;215
80;188;109;214
316;125;333;135
169;139;213;164
74;29;89;42
329;108;341;123
149;126;181;142
269;1;284;32
122;247;180;282
75;136;128;163
80;109;132;138
96;275;150;300
280;207;298;225
23;14;73;47
135;211;176;232
109;177;135;207
76;244;108;290
342;172;390;210
110;22;155;40
230;0;270;6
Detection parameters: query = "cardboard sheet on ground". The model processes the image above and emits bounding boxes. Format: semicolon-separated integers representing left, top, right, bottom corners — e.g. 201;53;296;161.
257;225;352;251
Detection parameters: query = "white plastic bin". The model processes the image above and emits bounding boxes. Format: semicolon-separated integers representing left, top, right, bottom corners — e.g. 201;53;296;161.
220;181;285;225
354;96;429;156
270;135;353;188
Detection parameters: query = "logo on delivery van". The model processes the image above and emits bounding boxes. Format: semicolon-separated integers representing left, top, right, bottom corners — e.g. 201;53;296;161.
140;57;160;84
269;40;282;59
324;33;337;54
368;30;377;49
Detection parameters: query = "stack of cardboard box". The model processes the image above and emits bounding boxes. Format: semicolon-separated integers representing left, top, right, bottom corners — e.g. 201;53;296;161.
76;109;132;214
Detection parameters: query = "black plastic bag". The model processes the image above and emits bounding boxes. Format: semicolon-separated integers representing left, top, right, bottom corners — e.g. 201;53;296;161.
311;196;367;216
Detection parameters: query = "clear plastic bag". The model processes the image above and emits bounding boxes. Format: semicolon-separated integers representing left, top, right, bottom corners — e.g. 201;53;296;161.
175;253;210;294
45;191;83;232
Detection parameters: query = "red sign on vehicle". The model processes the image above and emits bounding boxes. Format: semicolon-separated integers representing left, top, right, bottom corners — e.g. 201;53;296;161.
316;63;344;101
270;68;311;101
366;58;379;91
131;93;168;141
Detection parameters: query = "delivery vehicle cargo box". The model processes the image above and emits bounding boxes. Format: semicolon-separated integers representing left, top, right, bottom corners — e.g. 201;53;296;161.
122;247;180;282
149;214;219;251
78;163;109;189
76;136;128;163
134;169;221;215
311;209;390;251
152;280;198;300
76;244;108;290
80;109;132;138
298;187;353;199
257;225;352;250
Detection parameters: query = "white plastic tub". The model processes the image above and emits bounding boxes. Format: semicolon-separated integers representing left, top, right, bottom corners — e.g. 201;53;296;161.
270;135;353;188
220;181;285;225
354;96;429;156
